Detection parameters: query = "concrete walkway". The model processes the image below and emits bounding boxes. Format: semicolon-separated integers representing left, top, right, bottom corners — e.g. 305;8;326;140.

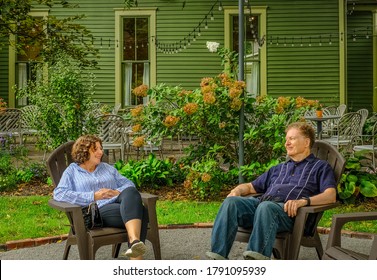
0;227;374;260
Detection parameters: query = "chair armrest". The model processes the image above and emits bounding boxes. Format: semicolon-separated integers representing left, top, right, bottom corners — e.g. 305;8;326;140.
48;199;82;213
326;211;377;249
297;201;340;214
140;192;159;228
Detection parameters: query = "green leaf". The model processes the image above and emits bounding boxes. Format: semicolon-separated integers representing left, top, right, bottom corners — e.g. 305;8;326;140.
360;180;377;198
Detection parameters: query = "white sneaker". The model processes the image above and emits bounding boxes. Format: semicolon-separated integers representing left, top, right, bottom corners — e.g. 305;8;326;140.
243;251;270;260
206;251;227;260
124;240;146;258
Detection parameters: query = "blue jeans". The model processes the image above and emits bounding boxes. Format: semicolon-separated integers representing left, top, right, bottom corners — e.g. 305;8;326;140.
210;196;294;258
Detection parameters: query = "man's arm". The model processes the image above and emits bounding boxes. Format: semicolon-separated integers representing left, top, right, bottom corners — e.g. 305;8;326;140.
227;182;257;197
284;187;336;217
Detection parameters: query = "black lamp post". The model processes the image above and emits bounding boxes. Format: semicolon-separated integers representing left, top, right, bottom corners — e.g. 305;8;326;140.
238;0;245;183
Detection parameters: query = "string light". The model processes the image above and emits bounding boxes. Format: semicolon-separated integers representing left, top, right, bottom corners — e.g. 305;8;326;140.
155;1;222;54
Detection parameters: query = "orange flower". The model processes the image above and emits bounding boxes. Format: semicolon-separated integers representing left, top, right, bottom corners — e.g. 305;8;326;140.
183;103;198;115
130;105;143;117
277;96;290;108
218;122;226;129
132;124;142;132
218;73;232;87
132;136;145;147
201;173;212;182
203;92;216;104
229;87;242;99
200;77;214;87
163;115;180;127
132;84;148;97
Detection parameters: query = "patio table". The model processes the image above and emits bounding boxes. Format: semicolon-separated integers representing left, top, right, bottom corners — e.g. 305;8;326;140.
304;115;340;140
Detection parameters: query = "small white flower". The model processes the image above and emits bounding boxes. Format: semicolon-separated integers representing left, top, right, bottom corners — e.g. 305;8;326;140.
206;41;220;53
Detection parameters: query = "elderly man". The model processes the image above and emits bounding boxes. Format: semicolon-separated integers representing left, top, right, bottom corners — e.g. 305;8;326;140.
206;122;336;260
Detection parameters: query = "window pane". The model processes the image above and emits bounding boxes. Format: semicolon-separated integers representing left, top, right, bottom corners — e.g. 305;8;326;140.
136;18;149;60
123;18;136;60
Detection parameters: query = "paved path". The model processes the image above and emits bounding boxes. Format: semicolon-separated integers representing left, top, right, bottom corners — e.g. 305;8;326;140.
0;228;373;260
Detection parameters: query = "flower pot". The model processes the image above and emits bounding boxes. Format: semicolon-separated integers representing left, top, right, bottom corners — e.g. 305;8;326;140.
316;110;323;118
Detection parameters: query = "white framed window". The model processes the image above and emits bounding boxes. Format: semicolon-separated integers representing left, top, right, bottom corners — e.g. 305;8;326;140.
115;9;156;107
224;7;267;97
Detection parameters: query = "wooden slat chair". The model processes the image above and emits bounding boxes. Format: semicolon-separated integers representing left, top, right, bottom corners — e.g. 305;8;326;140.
323;212;377;260
96;114;127;162
20;105;39;144
47;141;161;260
0;108;22;144
235;140;346;260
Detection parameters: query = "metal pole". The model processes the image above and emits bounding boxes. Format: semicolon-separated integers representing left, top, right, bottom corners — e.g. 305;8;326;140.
238;0;245;183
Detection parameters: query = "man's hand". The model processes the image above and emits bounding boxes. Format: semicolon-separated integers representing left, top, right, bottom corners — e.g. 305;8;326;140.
227;188;242;197
227;182;255;197
94;188;120;200
283;199;307;217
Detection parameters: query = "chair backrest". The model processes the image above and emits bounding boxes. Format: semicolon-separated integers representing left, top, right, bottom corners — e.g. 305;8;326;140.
324;106;337;115
47;140;109;187
97;114;125;145
311;140;346;185
0;108;21;133
337;104;347;116
20;105;39;130
111;103;121;115
337;112;362;140
46;141;75;187
356;109;369;135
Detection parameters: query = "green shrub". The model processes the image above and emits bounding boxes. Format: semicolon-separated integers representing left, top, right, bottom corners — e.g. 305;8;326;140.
16;52;99;151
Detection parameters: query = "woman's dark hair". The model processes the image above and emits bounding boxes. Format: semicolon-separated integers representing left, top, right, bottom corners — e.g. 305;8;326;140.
286;122;316;148
72;135;102;164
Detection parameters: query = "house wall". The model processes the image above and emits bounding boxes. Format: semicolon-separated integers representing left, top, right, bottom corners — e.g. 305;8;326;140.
1;0;375;110
347;10;374;112
0;38;9;103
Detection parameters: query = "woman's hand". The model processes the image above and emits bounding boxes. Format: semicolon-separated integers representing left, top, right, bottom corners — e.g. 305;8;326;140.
94;188;120;200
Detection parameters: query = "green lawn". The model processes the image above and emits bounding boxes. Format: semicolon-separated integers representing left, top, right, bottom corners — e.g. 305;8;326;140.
0;196;376;244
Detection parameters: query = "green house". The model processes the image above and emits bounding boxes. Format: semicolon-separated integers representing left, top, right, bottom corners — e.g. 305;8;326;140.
1;0;376;112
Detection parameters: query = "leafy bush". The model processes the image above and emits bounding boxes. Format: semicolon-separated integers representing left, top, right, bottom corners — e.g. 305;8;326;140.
338;156;377;203
16;52;99;151
115;154;184;189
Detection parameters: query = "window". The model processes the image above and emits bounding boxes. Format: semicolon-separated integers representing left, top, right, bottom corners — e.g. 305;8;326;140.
115;9;156;107
122;17;150;106
16;19;43;106
224;7;266;96
232;15;260;98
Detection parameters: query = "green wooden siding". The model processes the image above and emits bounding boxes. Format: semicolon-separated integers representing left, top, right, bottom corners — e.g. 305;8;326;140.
1;0;375;111
265;0;340;105
0;37;9;102
347;11;373;112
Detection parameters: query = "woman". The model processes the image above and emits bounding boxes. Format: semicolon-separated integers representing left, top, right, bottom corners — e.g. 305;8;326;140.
53;134;148;259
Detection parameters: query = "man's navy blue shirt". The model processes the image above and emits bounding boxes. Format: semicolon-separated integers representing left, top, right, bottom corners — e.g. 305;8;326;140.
252;154;336;202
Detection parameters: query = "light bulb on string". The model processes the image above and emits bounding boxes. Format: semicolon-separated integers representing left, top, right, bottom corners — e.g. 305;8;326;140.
300;37;303;47
218;1;223;11
309;37;312;47
319;35;322;46
205;18;208;29
284;37;287;47
198;27;201;36
329;34;332;45
211;11;214;21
